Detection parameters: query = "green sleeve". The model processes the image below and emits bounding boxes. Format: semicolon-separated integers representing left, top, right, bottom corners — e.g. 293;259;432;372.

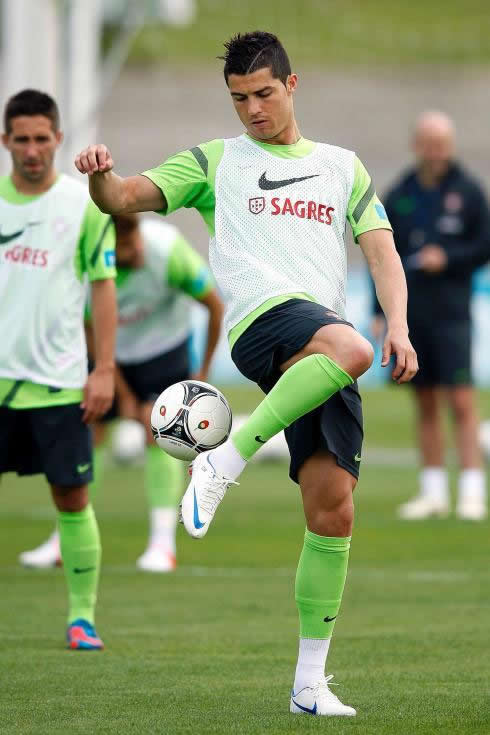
347;156;392;242
167;235;214;299
141;139;224;235
76;199;116;281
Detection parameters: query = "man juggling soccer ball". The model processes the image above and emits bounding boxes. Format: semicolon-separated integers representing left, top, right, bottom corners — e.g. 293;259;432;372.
75;32;418;715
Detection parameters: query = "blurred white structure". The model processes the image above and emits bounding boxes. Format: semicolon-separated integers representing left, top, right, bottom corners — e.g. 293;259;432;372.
0;0;195;173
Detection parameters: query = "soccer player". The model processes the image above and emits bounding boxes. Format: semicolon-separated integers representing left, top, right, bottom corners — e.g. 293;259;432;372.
0;89;117;649
75;32;417;715
21;212;223;572
373;112;490;521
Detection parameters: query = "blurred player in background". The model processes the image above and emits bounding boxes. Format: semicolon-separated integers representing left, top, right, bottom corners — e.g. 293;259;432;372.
21;213;223;573
75;32;417;716
0;89;117;649
373;112;490;521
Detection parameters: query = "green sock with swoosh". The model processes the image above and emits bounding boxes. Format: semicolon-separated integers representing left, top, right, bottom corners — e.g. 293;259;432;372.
58;504;101;624
232;354;353;461
295;530;351;638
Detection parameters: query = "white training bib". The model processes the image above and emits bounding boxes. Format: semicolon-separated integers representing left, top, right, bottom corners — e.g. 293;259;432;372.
210;135;355;332
0;175;90;389
115;219;191;363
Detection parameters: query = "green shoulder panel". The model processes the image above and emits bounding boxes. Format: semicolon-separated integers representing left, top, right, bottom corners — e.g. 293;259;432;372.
75;200;116;281
167;234;214;299
141;139;224;235
347;156;392;242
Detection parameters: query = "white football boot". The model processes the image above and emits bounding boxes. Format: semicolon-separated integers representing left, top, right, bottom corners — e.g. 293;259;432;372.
290;675;356;717
136;546;177;573
19;530;61;568
180;452;238;539
456;500;487;521
397;495;450;520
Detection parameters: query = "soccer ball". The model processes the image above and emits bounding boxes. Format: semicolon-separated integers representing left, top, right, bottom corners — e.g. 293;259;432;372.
112;418;146;464
151;380;232;461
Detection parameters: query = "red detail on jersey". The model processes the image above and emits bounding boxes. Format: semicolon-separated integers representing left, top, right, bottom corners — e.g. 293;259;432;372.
4;245;49;266
270;197;334;224
249;197;265;214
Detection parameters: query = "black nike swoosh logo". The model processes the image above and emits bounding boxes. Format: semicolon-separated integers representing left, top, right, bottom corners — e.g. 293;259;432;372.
258;172;319;190
73;566;96;574
255;435;267;444
324;615;337;623
0;221;42;245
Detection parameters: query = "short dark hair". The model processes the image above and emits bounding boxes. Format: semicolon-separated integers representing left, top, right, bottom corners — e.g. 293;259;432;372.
3;89;60;134
220;31;291;86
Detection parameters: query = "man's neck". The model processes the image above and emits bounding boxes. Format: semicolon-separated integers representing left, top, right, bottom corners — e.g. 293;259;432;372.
10;169;58;196
416;164;451;190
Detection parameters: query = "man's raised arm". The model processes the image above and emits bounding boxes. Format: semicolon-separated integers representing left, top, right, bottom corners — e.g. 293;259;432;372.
75;144;165;214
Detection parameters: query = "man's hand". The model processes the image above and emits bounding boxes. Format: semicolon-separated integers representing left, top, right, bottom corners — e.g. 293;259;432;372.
81;366;115;423
417;244;448;273
381;325;418;384
75;144;114;176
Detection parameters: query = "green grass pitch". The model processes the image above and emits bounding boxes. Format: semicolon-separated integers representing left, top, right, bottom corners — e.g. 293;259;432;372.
1;387;489;734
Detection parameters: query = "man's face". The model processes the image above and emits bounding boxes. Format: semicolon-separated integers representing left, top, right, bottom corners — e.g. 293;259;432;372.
2;115;62;183
114;216;144;268
413;127;454;180
228;67;297;141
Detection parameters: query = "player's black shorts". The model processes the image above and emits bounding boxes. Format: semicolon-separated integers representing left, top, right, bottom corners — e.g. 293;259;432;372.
231;299;364;483
101;339;191;421
409;318;472;387
0;403;93;486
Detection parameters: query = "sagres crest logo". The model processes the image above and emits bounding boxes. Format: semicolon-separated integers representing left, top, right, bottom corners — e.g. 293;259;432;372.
249;196;265;214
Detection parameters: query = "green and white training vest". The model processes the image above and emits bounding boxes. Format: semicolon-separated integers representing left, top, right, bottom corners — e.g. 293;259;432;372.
211;135;355;331
115;219;193;363
0;175;103;389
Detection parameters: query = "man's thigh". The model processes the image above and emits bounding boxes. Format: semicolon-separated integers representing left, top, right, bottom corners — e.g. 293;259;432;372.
119;340;191;404
285;382;363;485
29;404;93;487
0;406;39;476
411;319;471;387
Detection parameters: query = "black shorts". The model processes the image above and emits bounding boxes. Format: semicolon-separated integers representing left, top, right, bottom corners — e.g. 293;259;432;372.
409;319;472;387
101;340;191;422
231;299;364;483
0;403;93;487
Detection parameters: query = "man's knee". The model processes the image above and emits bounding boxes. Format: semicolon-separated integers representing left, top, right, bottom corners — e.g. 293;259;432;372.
51;485;88;512
447;387;477;423
308;493;354;537
309;327;374;379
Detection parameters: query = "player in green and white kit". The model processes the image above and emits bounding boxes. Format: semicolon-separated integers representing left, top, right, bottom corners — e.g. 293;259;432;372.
23;213;223;572
75;33;418;713
1;89;117;649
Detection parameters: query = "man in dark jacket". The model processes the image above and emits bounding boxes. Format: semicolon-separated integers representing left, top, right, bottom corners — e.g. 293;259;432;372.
372;111;490;520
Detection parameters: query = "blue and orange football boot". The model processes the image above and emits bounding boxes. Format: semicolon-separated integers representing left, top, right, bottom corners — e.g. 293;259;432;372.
67;618;104;650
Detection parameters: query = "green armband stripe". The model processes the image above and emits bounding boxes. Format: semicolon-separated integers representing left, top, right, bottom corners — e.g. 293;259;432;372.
1;379;24;407
90;217;113;268
190;147;208;176
352;180;376;224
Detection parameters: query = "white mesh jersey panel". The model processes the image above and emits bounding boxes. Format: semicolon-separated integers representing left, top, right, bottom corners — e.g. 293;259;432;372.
210;135;355;333
115;219;191;364
0;175;89;388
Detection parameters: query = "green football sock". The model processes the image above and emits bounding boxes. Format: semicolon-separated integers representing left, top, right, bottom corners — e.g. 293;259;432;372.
295;530;350;639
89;446;106;504
232;354;353;461
145;445;182;509
58;504;101;625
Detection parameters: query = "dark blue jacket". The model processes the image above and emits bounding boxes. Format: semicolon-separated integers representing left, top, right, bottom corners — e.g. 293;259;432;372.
375;163;490;322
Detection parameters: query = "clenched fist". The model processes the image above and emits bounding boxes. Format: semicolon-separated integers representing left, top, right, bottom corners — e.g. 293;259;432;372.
75;144;114;175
